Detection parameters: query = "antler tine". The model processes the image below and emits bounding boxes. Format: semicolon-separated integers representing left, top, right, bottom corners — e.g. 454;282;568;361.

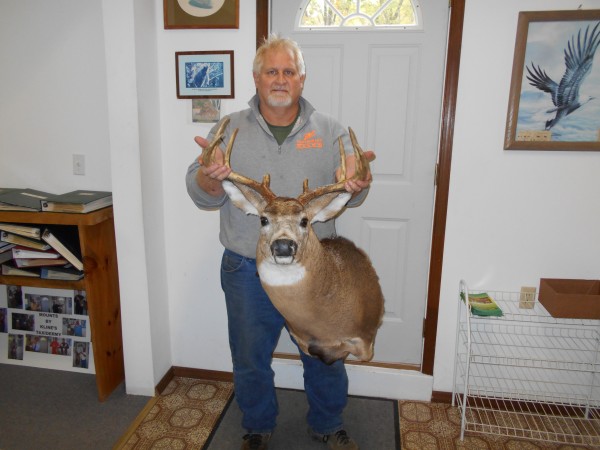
298;127;371;205
348;127;370;181
201;116;230;167
223;127;277;202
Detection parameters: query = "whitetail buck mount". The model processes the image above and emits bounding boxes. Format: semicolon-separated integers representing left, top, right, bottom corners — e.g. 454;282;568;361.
202;117;384;365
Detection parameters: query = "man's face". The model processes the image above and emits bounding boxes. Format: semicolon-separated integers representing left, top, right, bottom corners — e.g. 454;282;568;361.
254;49;305;108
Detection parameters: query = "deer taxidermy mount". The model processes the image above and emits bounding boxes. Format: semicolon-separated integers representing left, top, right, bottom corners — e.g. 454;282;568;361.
202;117;384;364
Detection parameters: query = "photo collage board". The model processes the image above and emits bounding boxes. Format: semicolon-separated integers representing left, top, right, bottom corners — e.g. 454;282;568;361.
0;284;94;373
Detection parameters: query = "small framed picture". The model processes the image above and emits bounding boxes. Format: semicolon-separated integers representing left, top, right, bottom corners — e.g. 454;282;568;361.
176;51;234;99
505;9;600;151
164;0;239;29
192;99;221;122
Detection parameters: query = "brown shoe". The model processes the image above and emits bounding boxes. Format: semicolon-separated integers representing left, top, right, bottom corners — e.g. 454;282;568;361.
241;433;271;450
310;429;359;450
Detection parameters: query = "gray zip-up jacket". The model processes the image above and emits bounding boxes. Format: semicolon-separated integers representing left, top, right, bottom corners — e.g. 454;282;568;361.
186;95;368;259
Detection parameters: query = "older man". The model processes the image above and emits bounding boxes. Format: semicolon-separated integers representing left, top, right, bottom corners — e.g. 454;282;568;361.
186;34;372;450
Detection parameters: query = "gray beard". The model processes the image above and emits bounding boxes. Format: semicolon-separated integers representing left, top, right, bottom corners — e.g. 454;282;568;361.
267;93;292;107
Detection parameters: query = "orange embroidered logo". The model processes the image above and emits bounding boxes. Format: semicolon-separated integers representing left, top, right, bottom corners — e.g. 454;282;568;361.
296;130;323;149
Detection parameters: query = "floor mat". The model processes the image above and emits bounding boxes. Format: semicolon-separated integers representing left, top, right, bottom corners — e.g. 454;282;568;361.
115;377;234;449
205;388;400;449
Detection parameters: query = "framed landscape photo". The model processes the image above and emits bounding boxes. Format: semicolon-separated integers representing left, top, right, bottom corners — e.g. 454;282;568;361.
176;51;234;99
504;9;600;151
164;0;239;29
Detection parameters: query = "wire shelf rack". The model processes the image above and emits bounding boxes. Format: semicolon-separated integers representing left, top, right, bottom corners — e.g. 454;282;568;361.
452;280;600;446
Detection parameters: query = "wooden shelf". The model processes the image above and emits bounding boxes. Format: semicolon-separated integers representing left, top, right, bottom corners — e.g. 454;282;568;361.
0;207;124;401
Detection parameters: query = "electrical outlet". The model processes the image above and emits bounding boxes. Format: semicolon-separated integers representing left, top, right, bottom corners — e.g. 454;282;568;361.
73;154;85;175
519;286;536;309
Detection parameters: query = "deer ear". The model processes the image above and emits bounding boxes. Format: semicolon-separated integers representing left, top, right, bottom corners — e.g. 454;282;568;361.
222;180;267;216
306;192;351;223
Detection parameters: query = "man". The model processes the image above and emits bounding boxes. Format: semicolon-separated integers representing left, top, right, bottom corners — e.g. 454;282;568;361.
186;34;372;450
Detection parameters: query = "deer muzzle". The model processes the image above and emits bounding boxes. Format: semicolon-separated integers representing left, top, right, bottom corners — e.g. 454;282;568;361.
270;239;297;264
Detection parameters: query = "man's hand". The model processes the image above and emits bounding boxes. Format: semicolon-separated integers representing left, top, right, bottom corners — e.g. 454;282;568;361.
194;136;231;196
195;136;232;181
337;150;375;194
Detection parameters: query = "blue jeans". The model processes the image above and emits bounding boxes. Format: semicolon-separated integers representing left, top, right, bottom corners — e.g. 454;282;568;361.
221;248;349;434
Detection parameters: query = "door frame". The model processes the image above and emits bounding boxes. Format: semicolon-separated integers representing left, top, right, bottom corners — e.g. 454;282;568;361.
255;0;466;376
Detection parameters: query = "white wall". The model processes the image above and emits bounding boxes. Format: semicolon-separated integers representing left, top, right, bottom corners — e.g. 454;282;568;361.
434;0;600;393
0;1;111;192
157;1;258;371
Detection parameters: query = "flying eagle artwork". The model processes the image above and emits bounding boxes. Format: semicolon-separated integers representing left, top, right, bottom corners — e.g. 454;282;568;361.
526;21;600;130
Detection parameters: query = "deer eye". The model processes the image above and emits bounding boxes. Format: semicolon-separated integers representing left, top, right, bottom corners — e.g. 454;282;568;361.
260;217;269;227
300;218;308;228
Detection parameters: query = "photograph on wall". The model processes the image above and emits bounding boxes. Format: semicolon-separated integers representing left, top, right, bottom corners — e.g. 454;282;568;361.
7;285;22;308
505;10;600;150
49;337;71;356
0;285;93;373
192;99;221;123
63;318;87;338
0;307;6;332
73;341;89;369
26;334;48;353
25;293;72;314
164;0;239;29
12;312;34;332
74;290;87;316
8;333;23;360
176;51;234;99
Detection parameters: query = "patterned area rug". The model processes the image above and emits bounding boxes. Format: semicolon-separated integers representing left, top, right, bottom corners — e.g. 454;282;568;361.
398;401;596;449
115;377;234;450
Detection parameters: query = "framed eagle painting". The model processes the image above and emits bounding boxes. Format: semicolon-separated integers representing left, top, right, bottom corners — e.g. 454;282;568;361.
505;9;600;151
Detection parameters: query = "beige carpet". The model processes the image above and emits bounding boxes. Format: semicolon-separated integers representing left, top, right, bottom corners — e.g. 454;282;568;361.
398;400;597;449
115;377;597;449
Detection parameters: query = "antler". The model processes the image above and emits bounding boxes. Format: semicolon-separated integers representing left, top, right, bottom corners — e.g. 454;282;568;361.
297;127;371;205
201;117;230;167
202;123;369;205
202;117;276;202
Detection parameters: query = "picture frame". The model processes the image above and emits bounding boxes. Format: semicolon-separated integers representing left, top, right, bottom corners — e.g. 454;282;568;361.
504;9;600;151
175;51;234;99
164;0;239;29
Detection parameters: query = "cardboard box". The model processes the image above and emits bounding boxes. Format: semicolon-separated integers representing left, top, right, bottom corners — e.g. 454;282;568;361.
538;278;600;320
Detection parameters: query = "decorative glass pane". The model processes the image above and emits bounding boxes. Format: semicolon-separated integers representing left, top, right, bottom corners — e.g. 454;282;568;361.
332;0;358;17
302;1;343;27
345;16;372;27
360;0;384;17
299;0;419;29
374;0;415;26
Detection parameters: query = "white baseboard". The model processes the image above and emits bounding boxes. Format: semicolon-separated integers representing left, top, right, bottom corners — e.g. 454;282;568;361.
272;358;433;401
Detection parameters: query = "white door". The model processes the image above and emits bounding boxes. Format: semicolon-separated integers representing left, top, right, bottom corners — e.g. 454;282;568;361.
272;0;449;365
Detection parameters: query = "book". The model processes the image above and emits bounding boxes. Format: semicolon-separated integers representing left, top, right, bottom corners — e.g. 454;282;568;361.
0;251;12;265
12;246;61;259
40;266;84;281
1;231;51;251
41;190;112;213
14;258;68;268
41;227;83;271
0;242;15;253
0;188;55;212
1;262;40;277
461;292;503;317
0;223;41;239
0;187;18;196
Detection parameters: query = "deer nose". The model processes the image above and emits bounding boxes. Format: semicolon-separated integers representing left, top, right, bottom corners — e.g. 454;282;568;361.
271;239;297;258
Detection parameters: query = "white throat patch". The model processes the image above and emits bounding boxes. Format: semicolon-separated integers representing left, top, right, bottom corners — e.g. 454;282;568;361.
258;260;306;286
